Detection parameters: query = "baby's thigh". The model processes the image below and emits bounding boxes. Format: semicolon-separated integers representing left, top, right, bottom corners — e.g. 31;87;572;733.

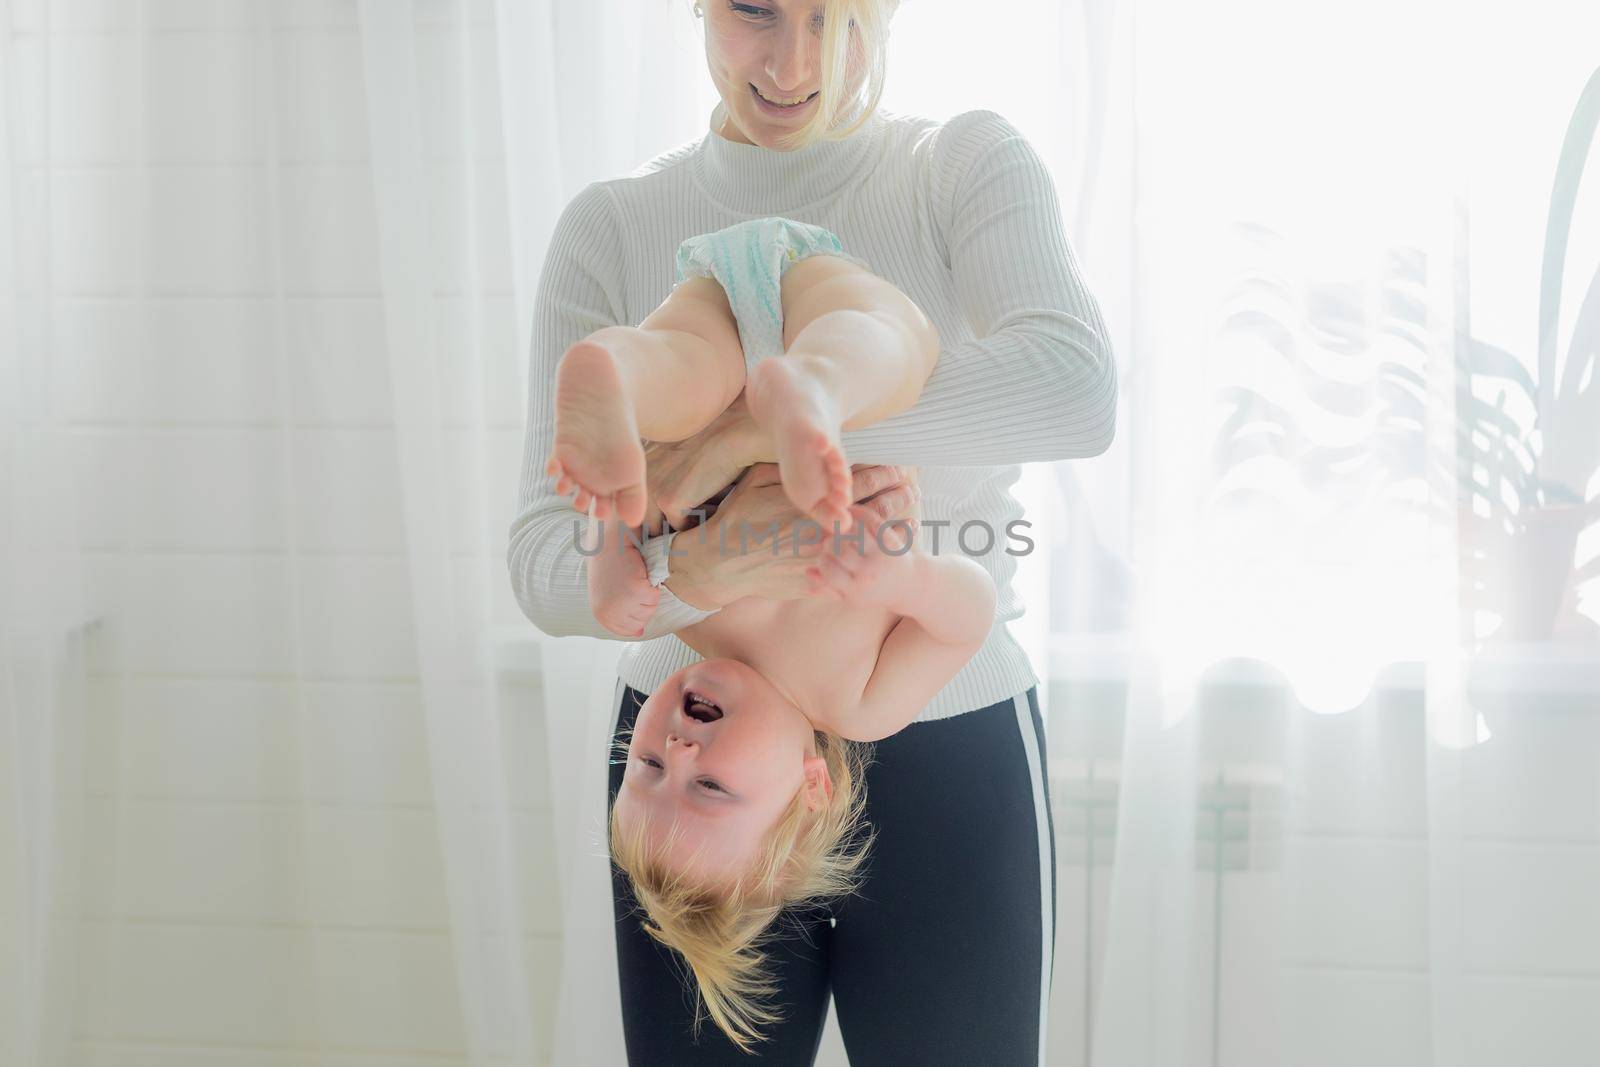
641;276;745;388
779;254;882;350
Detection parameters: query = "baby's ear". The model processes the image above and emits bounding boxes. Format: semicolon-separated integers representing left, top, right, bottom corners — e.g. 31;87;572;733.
801;754;834;811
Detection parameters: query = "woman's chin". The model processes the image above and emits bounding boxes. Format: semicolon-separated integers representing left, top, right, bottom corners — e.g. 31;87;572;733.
733;120;779;149
722;109;792;150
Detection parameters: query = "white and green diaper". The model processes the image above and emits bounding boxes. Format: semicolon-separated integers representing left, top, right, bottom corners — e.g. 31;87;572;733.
673;216;870;371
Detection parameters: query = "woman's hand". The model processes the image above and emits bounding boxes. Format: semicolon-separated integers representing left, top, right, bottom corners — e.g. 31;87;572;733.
642;392;770;534
805;505;919;609
664;462;918;608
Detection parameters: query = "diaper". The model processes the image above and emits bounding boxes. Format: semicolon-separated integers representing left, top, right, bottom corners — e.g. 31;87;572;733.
673;216;871;371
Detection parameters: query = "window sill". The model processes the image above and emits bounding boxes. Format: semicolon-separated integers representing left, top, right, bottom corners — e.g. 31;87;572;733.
1047;632;1600;700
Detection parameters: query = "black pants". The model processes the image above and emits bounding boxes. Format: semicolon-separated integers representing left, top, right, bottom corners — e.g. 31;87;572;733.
608;682;1056;1065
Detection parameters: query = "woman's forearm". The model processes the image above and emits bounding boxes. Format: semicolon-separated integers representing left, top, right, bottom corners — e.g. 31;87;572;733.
838;323;1116;466
842;109;1118;467
728;313;1115;471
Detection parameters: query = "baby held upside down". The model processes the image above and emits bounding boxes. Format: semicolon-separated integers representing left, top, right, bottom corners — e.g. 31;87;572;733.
544;212;994;876
543;216;998;1046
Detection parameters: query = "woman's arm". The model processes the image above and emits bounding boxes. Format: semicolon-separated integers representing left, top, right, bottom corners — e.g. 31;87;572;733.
836;109;1118;468
507;182;719;640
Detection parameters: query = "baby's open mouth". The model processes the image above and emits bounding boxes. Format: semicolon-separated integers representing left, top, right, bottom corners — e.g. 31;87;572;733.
683;691;723;723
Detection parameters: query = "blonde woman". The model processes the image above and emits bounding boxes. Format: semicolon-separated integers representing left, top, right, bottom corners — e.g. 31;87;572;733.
508;0;1118;1061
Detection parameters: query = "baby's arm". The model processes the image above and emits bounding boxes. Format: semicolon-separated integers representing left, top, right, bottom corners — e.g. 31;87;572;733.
585;518;661;638
843;555;995;741
805;507;997;742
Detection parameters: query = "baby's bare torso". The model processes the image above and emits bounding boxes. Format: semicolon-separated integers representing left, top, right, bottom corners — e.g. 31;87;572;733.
666;470;923;721
679;594;898;722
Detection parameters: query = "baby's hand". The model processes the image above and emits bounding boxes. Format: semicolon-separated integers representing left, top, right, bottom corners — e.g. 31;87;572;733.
805;505;917;609
587;521;660;638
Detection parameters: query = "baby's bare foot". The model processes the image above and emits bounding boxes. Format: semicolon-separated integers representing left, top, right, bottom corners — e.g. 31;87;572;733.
746;357;850;529
546;340;647;526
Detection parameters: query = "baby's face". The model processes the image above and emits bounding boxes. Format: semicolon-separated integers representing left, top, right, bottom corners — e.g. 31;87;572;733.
614;659;827;888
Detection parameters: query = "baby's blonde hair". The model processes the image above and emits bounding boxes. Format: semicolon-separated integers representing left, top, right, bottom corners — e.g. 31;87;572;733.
609;728;872;1052
696;0;904;152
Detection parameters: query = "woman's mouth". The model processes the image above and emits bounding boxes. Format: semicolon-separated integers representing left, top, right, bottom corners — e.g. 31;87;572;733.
751;84;818;117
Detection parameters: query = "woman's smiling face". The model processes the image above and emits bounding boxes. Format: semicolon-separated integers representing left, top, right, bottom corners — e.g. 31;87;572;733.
702;1;858;148
613;658;831;887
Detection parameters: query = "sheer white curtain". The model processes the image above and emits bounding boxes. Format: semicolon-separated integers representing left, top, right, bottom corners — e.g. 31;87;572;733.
1065;0;1600;1064
0;0;683;1063
5;2;1600;1067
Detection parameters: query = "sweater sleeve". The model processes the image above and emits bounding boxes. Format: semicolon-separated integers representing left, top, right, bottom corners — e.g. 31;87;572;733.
838;109;1118;467
506;182;721;639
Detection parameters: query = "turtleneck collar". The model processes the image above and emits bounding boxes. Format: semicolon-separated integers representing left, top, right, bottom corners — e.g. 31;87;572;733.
692;99;886;216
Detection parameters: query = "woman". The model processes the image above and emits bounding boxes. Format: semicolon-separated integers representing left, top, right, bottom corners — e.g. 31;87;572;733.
507;0;1117;1061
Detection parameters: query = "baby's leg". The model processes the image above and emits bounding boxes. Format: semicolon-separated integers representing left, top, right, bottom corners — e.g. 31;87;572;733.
547;277;746;526
746;255;939;528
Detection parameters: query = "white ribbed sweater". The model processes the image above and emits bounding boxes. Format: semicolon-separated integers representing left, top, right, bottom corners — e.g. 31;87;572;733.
508;102;1117;721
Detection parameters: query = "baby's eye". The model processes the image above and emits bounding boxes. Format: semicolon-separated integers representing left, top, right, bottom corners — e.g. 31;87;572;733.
639;755;663;769
699;779;727;794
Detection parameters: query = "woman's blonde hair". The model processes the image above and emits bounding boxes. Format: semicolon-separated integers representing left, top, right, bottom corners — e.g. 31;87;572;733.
695;0;904;151
609;727;873;1052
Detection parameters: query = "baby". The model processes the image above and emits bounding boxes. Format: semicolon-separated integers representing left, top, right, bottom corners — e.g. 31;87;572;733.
546;217;997;1050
